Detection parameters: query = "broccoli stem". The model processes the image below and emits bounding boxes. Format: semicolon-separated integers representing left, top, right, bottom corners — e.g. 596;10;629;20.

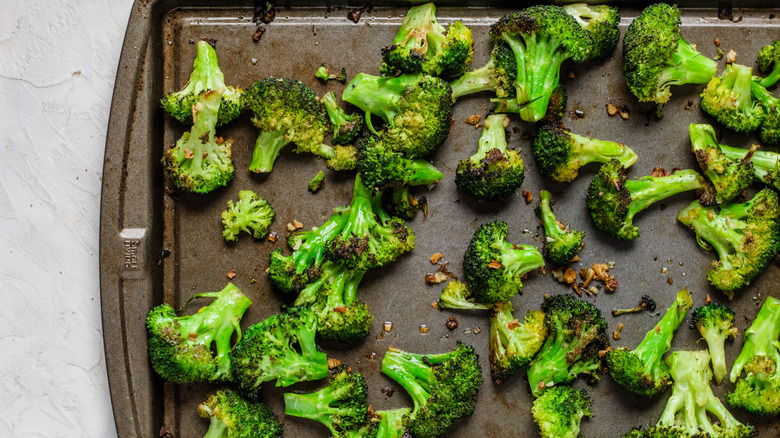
185;41;227;94
720;144;778;189
527;324;602;395
631;289;692;377
322;91;352;130
659;38;718;87
471;114;508;161
381;348;437;411
758;68;780;88
751;79;780;108
677;200;749;270
283;388;341;424
393;3;441;54
407;160;446;186
291;212;350;273
377;408;412;438
568;132;638;168
342;73;420;134
450;59;500;99
723;64;755;112
497;240;546;275
203;416;229;438
624;169;706;224
730;296;780;383
250;130;289;173
539;190;565;240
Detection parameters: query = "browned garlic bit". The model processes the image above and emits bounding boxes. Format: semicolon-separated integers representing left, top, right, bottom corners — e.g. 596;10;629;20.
606;103;619;116
430;253;443;264
613;323;624;340
267;231;278;243
488;260;502;269
383;321;393;332
726;49;737;64
563;268;577;284
425;272;448;284
464;114;481;126
327;358;342;369
227;269;237;280
445;316;458;330
419;324;429;334
619;110;630;120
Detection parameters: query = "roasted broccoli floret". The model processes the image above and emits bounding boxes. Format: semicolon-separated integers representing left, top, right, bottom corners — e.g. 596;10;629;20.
221;190;275;242
606;288;693;398
527;294;609;397
538;190;585;266
720;142;779;191
489;301;547;383
689;123;755;205
727;296;780;416
531;385;593;438
449;42;516;100
283;366;372;437
162;90;236;193
436;280;493;310
693;303;738;385
562;3;620;60
231;307;328;390
197;389;283;438
623;3;718;116
462;221;545;303
357;135;443;191
756;40;780;88
342;73;453;159
382;187;425;221
380;342;483;438
677;188;780;296
315;64;347;83
587;160;707;240
532;124;638;183
455;114;524;201
309;170;325;193
146;283;251;383
322;91;363;146
700;63;765;134
161;40;242;126
612;295;657;316
380;2;474;81
375;408;412;438
751;79;780;146
623;350;755;438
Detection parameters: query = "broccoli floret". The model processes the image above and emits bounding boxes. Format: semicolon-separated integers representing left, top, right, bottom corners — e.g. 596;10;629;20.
315;64;347;83
382;187;425;221
221;190;275;242
489;301;547;383
700;63;765;134
322;91;363;146
342;73;453;159
162;90;236;194
537;190;585;266
487;6;593;123
380;2;474;81
756;40;780;88
455;114;524;201
623;3;718;116
562;3;620;60
146;283;251;383
587;160;707;240
727;296;780;416
532;124;638;183
606;288;693;398
624;350;755;438
309;170;325;193
450;41;517;100
293;261;371;343
677;188;780;296
161;40;242;126
284;366;371;437
231;307;329;390
380;342;483;438
462;221;545;303
531;385;593;438
750;79;780;146
720;142;779;191
197;389;283;438
612;295;657;316
693;303;738;385
527;294;609;397
375;408;412;438
689;123;755;205
357;135;443;191
436;280;493;310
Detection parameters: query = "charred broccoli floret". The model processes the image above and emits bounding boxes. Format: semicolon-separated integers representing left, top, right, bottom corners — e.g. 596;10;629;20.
357;135;443;191
489;301;547;383
562;3;620;60
693;303;738;385
756;40;780;88
382;187;425;221
449;42;516;100
221;190;275;242
436;280;492;311
720;142;779;191
315;64;347;83
689;123;755;205
322;91;363;146
751;79;780;146
538;190;584;266
197;389;283;438
700;63;764;134
531;385;593;438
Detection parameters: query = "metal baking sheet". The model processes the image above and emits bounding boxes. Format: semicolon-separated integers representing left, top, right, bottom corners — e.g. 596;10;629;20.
100;2;780;436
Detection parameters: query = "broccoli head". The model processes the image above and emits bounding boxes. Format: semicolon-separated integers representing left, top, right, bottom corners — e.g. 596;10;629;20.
677;188;780;296
462;221;545;303
231;307;329;390
533;124;638;183
489;301;547;383
146;283;251;383
322;91;363;146
750;79;780;146
381;342;483;438
756;40;780;88
357;134;443;191
623;3;718;115
537;190;585;266
221;190;275;242
562;3;620;60
689;123;755;205
436;280;493;311
531;385;593;438
315;64;347;83
587;160;707;240
720;142;779;191
449;41;517;100
700;63;765;134
455;114;524;201
693;303;738;385
197;389;282;438
606;288;693;398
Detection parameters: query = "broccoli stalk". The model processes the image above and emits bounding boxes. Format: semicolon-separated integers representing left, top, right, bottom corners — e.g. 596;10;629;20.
309;170;325;193
380;342;483;438
750;79;780;146
587;160;707;240
197;390;283;438
538;190;585;266
756;40;780;88
376;408;412;438
489;301;547;383
693;303;738;385
689;123;755;205
612;295;657;316
449;42;516;100
357;135;443;191
321;91;363;146
221;190;275;241
727;296;780;416
532;124;638;182
562;3;620;60
606;288;693;398
437;280;493;310
455;114;525;201
315;65;347;83
146;283;251;383
700;63;765;134
720;142;778;191
531;386;593;438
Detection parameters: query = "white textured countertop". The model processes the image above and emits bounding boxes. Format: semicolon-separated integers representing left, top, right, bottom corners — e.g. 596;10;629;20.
1;0;133;435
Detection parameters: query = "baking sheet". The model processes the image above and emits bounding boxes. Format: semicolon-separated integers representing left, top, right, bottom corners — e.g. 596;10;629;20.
100;2;780;436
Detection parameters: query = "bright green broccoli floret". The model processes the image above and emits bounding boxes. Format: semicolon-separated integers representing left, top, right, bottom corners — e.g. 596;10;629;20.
689;123;755;205
293;261;371;343
162;90;236;194
343;73;453;159
455;114;524;201
693;303;738;385
727;296;780;416
322;91;363;146
533;124;638;183
562;3;620;60
382;187;425;221
231;307;328;390
315;64;347;83
436;280;493;310
221;190;275;241
531;385;593;438
161;40;242;126
751;79;780;146
450;42;517;100
462;221;545;303
700;63;765;134
283;366;372;437
357;135;443;191
381;342;483;438
197;389;282;438
538;190;585;266
756;40;780;88
606;288;693;398
489;301;547;383
587;160;706;240
146;283;251;384
720;142;780;191
677;188;780;296
623;3;718;116
375;408;411;438
380;2;474;81
623;350;755;438
309;170;325;193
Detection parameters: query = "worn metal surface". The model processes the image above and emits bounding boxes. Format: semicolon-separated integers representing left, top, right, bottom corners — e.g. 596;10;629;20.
101;1;780;437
